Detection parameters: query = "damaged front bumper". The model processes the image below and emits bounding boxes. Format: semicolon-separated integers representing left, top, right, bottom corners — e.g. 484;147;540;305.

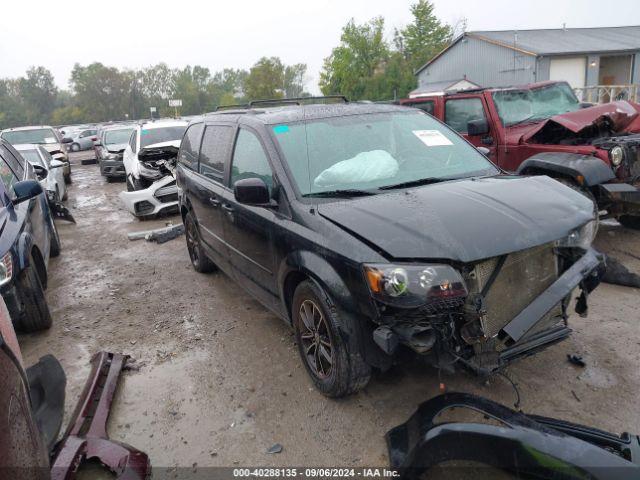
100;159;126;178
598;182;640;216
375;248;605;374
386;392;640;479
119;175;179;218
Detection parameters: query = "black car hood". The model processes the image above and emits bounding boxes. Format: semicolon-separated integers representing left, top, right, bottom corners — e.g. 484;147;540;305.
317;175;594;263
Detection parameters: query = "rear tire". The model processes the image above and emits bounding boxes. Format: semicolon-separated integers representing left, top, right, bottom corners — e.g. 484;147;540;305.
184;211;216;273
70;143;80;152
292;280;371;397
618;215;640;230
14;253;52;333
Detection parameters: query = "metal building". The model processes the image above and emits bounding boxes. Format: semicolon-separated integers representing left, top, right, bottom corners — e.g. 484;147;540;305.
414;26;640;102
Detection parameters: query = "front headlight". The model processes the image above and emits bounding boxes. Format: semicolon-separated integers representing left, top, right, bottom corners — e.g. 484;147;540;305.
105;153;120;160
363;263;467;308
0;252;14;287
610;146;624;167
557;219;598;250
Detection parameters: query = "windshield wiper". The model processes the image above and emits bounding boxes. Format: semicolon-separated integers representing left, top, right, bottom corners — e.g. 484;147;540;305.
379;177;452;190
303;189;377;198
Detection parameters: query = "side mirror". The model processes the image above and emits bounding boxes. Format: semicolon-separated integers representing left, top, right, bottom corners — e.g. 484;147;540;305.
13;180;43;205
50;159;65;169
467;118;489;136
32;164;48;180
476;146;490;156
62;137;73;144
234;178;271;205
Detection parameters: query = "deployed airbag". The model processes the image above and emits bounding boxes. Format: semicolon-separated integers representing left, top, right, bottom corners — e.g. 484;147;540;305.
314;150;398;187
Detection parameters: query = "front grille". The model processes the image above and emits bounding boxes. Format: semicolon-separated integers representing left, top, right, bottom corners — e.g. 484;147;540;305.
468;242;558;338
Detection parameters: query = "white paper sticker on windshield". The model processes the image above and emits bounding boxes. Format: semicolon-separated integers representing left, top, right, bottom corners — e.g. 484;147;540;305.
413;130;453;147
44;137;56;144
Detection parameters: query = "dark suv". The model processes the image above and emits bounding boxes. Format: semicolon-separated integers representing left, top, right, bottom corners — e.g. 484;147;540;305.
176;99;604;397
0;139;60;333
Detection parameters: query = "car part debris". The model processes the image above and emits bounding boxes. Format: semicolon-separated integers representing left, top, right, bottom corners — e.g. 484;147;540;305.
127;223;185;244
386;392;640;479
50;200;76;223
51;352;151;480
602;255;640;288
266;443;283;454
567;354;587;367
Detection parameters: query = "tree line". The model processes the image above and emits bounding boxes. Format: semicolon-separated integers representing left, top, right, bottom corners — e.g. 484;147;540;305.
0;1;458;129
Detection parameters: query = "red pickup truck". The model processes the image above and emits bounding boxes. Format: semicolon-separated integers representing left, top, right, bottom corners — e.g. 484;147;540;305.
401;81;640;229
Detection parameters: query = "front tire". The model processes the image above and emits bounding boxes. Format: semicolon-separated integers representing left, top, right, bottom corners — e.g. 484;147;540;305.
13;252;52;333
184;211;216;273
292;280;371;397
618;215;640;230
70;143;80;152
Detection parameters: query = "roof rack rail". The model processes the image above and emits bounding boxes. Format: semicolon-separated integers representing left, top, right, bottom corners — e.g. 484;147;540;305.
249;95;349;108
214;103;250;112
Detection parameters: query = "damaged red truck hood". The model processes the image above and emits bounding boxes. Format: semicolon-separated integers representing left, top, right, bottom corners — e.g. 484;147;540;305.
520;100;640;143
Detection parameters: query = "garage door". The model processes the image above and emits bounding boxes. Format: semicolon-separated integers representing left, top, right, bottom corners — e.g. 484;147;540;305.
549;57;586;88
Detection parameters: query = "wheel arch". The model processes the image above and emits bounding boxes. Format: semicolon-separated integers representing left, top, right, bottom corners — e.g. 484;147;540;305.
278;251;359;324
517;153;615;187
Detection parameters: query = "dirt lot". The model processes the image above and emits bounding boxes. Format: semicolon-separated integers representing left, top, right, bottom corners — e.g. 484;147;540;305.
18;152;640;472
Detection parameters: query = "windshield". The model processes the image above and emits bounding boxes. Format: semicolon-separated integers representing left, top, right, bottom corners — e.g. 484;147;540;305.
17;149;46;168
140;126;186;148
1;128;58;145
272;111;498;195
492;83;580;126
105;128;134;145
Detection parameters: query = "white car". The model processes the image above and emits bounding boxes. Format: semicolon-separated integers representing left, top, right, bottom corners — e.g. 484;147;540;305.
123;120;187;191
14;144;67;202
1;126;72;184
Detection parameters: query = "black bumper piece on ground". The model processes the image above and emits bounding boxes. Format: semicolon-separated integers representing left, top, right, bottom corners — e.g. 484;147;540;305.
386;392;640;480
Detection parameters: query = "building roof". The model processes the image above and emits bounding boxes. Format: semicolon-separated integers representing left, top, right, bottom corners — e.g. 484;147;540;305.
409;78;482;98
416;25;640;74
471;26;640;56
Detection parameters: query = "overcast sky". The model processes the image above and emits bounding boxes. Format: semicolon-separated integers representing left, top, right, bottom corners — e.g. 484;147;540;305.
1;0;639;94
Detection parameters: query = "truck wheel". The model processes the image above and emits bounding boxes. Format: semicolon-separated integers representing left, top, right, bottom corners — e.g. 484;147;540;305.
617;215;640;230
292;280;371;397
184;211;216;273
49;214;61;258
14;253;52;333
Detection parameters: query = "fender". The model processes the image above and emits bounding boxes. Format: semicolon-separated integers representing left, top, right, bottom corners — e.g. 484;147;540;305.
17;231;34;271
517;152;615;187
277;250;359;322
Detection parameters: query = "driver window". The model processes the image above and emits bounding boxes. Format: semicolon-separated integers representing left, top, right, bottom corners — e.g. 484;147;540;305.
0;155;18;194
445;98;486;133
230;129;273;190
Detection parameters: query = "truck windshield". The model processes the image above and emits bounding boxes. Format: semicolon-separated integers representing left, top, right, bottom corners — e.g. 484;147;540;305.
492;83;580;126
272;111;499;196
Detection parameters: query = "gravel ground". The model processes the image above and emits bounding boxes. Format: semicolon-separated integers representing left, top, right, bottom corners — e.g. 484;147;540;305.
18;152;640;474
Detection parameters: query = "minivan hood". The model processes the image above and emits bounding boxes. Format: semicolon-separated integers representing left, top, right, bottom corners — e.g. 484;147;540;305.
317;176;594;263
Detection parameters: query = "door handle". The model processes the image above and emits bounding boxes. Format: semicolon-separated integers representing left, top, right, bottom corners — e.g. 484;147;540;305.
208;197;220;207
222;204;234;213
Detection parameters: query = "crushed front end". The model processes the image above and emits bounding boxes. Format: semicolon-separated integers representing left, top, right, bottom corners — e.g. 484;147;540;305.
368;236;605;375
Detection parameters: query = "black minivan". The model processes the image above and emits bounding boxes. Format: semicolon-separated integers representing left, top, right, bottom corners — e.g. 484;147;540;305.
176;99;604;397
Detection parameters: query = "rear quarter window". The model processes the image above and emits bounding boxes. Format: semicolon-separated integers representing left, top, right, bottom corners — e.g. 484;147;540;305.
178;123;204;170
199;125;234;182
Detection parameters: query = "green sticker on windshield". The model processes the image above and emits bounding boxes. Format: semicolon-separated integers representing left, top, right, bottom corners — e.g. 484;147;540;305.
273;125;290;134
